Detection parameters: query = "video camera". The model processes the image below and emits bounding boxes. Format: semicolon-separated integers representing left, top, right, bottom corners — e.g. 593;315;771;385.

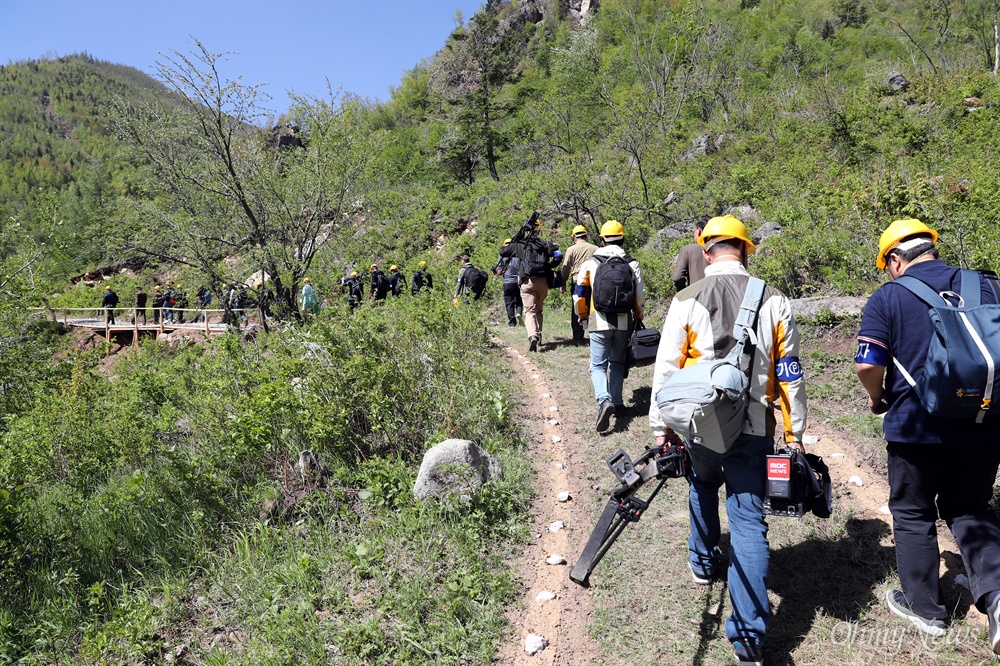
508;211;540;246
569;442;690;586
763;449;832;519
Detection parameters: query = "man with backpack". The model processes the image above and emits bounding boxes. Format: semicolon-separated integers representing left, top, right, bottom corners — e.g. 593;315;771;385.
495;239;523;327
370;264;389;303
388;265;408;298
561;225;598;344
411;261;433;295
574;220;645;432
342;271;365;309
151;285;164;325
648;214;806;666
855;219;1000;650
499;216;560;352
454;255;488;303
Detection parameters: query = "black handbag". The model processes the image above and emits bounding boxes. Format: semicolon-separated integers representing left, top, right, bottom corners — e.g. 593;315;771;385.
628;318;660;368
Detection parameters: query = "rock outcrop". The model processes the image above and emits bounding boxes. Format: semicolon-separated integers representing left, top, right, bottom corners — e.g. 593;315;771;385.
413;439;502;503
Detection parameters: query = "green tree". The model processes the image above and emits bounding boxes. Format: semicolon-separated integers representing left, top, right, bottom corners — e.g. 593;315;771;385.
111;42;380;322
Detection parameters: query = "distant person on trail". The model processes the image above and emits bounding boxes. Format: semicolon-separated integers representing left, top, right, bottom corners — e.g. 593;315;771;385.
454;255;487;304
342;271;364;310
300;278;320;316
151;285;164;325
411;261;433;295
494;239;523;327
370;264;389;303
162;280;175;324
672;216;710;292
256;280;273;319
649;214;807;666
174;284;187;324
133;286;147;325
102;285;119;325
191;286;211;323
561;225;598;344
855;219;1000;650
388;265;408;298
498;216;560;352
574;220;645;432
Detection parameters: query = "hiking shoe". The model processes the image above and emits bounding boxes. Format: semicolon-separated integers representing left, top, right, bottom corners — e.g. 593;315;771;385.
614;404;627;417
988;591;1000;655
508;322;517;328
688;561;712;585
595;399;614;433
528;336;539;352
885;589;947;637
732;638;763;666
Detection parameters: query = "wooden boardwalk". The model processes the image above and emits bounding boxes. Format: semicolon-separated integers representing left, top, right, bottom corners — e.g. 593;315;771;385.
34;307;240;347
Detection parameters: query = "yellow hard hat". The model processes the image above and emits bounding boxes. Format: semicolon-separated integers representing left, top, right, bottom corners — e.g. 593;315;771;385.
350;271;358;277
166;280;173;286
698;215;756;254
534;217;542;229
255;280;263;287
370;264;378;272
600;220;625;240
105;285;112;290
572;225;588;236
876;219;938;269
154;285;162;291
390;265;398;272
503;238;512;246
303;277;311;283
419;261;427;268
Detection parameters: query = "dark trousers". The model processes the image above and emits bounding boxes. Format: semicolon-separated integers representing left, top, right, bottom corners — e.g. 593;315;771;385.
887;441;1000;619
571;311;586;341
133;308;146;325
105;308;115;325
503;281;522;325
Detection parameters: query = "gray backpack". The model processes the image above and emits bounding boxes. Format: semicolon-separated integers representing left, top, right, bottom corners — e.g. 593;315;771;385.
654;277;766;454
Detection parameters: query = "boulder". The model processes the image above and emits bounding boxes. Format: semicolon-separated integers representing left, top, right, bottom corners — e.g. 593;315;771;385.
791;296;868;320
413;439;502;503
752;221;783;244
886;71;909;93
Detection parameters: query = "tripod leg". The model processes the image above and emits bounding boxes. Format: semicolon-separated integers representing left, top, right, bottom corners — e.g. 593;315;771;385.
570;498;622;585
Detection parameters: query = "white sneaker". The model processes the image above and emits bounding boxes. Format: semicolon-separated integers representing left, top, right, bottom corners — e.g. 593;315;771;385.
987;592;1000;656
688;561;711;585
885;589;946;637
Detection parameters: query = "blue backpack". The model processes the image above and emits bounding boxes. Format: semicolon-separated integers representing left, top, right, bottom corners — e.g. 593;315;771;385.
893;270;1000;423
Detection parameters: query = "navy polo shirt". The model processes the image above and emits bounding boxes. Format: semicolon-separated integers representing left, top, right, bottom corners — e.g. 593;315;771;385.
856;260;999;444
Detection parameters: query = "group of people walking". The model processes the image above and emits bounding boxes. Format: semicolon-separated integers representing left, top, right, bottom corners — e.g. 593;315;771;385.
334;262;435;311
512;212;1000;665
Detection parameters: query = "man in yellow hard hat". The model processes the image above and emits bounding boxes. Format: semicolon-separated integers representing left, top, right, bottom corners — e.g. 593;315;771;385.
561;224;598;344
133;285;147;325
672;215;710;291
102;284;119;326
412;260;433;296
370;264;389;303
650;214;806;665
575;220;645;431
151;284;164;325
388;265;407;298
855;219;1000;647
499;215;560;352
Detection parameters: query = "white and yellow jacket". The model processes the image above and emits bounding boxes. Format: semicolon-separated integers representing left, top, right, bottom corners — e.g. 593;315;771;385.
648;261;807;443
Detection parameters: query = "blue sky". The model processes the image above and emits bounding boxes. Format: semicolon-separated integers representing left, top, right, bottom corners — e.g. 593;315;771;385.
0;0;484;105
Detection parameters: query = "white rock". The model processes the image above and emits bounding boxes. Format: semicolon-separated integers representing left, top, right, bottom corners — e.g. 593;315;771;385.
532;374;540;379
549;419;559;426
523;360;529;364
803;435;820;445
549;406;559;412
549;520;564;532
545;554;566;565
536;591;556;603
552;435;562;443
557;491;571;502
554;462;565;469
525;634;549;655
542;393;551;398
830;453;845;458
848;475;863;487
879;505;891;515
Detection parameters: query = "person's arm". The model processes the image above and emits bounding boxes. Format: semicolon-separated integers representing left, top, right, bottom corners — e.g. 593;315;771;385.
856;362;890;414
631;259;646;321
574;260;593;324
649;298;687;439
770;296;808;451
671;247;689;290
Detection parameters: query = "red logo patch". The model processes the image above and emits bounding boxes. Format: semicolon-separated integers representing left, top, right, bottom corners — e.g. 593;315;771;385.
768;459;791;480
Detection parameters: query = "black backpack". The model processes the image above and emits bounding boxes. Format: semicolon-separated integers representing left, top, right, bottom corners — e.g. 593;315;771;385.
592;254;636;315
390;273;405;297
521;237;553;278
412;271;425;294
468;266;488;297
372;271;389;298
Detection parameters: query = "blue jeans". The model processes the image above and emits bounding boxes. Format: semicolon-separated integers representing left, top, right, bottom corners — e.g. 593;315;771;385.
687;434;772;643
589;329;629;405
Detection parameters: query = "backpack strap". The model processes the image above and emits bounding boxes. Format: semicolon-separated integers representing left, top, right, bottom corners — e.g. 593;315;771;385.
892;275;949;307
724;277;766;373
960;269;982;308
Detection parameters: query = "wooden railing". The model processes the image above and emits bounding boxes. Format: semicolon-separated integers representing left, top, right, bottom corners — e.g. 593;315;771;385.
28;306;255;345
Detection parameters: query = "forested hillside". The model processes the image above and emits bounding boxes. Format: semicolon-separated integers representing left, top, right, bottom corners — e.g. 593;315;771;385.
1;0;1000;662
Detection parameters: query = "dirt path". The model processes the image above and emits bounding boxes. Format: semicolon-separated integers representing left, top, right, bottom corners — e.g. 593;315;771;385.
493;336;599;665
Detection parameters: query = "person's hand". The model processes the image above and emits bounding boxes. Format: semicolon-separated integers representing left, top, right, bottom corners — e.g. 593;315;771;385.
580;318;589;329
868;393;889;415
452;297;459;307
560;285;566;293
787;440;806;454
